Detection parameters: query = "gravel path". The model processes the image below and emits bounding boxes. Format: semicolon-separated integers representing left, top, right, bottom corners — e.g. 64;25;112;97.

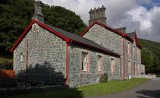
85;78;160;98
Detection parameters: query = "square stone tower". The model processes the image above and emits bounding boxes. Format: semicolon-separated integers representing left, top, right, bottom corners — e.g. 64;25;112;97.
89;5;107;25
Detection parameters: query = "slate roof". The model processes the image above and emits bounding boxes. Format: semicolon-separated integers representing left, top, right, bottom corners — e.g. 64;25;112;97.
127;32;135;40
127;32;142;49
47;24;120;57
10;20;120;57
80;21;133;42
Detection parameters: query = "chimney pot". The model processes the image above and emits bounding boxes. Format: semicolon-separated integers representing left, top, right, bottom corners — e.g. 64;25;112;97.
32;0;44;23
89;5;107;25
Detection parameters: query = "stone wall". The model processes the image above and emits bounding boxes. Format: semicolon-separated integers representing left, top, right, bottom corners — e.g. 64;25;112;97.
14;23;66;85
68;44;120;87
83;24;123;79
126;39;142;76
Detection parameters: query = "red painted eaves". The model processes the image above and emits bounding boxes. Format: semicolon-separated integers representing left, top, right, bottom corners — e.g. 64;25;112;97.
9;19;70;52
134;34;142;49
80;21;133;42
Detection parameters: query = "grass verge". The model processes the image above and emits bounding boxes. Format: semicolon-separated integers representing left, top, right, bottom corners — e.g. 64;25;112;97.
3;78;150;98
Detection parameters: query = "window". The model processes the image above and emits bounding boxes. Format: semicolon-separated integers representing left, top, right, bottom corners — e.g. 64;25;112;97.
20;53;24;62
128;61;131;75
133;46;135;59
128;42;130;54
98;55;102;71
82;52;89;71
137;63;139;74
111;58;115;73
137;49;140;60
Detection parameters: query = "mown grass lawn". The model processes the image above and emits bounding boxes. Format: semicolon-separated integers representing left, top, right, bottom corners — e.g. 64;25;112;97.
4;78;150;98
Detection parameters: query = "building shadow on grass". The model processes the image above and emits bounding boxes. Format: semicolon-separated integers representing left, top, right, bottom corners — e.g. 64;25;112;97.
1;61;83;98
136;90;160;98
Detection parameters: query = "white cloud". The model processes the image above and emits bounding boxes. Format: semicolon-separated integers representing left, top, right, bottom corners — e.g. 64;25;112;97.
40;0;160;42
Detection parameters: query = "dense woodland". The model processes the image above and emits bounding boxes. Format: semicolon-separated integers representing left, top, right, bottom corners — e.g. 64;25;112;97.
139;39;160;74
0;0;86;57
0;0;160;74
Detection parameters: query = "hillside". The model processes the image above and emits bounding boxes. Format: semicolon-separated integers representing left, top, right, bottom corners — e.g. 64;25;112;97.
138;38;160;68
0;0;86;69
0;0;87;57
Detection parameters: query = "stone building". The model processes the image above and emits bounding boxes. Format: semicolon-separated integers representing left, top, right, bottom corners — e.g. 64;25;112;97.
10;1;144;87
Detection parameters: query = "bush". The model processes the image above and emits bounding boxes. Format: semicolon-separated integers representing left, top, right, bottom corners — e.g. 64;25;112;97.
0;59;13;70
100;73;108;82
0;78;17;88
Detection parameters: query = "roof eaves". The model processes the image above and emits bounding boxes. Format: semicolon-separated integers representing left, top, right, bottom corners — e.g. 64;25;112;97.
9;20;70;52
72;40;120;58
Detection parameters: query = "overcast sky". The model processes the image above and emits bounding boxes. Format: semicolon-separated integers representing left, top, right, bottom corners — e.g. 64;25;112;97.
40;0;160;42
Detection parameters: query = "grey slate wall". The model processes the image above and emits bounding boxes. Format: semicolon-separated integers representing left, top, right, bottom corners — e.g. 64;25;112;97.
83;24;123;79
14;23;66;85
68;44;120;87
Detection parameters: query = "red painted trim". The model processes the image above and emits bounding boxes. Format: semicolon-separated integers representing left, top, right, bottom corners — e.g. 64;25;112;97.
10;19;120;60
122;38;126;79
86;53;89;72
65;39;72;85
65;44;69;85
34;20;69;41
9;20;69;52
133;33;142;49
80;21;133;42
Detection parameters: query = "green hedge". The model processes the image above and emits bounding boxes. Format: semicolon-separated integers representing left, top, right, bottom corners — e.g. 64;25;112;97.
146;67;160;74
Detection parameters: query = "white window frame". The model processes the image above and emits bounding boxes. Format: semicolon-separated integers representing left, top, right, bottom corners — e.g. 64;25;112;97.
111;58;115;73
128;61;131;75
82;52;89;72
98;55;103;72
133;46;136;59
128;42;130;54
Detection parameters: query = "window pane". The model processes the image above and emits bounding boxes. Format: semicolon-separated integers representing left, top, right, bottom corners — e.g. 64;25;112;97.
82;52;88;71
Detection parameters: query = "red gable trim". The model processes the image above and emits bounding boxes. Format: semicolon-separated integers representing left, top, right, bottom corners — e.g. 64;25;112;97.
134;34;142;49
9;20;70;52
10;19;120;58
80;21;133;42
134;34;138;46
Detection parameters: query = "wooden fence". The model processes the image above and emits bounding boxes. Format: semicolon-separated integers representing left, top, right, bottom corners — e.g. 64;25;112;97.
0;70;16;79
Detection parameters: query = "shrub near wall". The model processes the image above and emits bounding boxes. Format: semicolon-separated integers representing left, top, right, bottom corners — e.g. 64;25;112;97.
0;59;13;69
100;73;108;82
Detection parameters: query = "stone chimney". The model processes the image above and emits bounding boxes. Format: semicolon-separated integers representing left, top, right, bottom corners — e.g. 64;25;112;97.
115;27;126;33
32;0;44;23
89;5;107;25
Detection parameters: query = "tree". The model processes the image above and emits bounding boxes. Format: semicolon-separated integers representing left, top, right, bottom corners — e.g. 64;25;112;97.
141;48;153;67
0;0;86;57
